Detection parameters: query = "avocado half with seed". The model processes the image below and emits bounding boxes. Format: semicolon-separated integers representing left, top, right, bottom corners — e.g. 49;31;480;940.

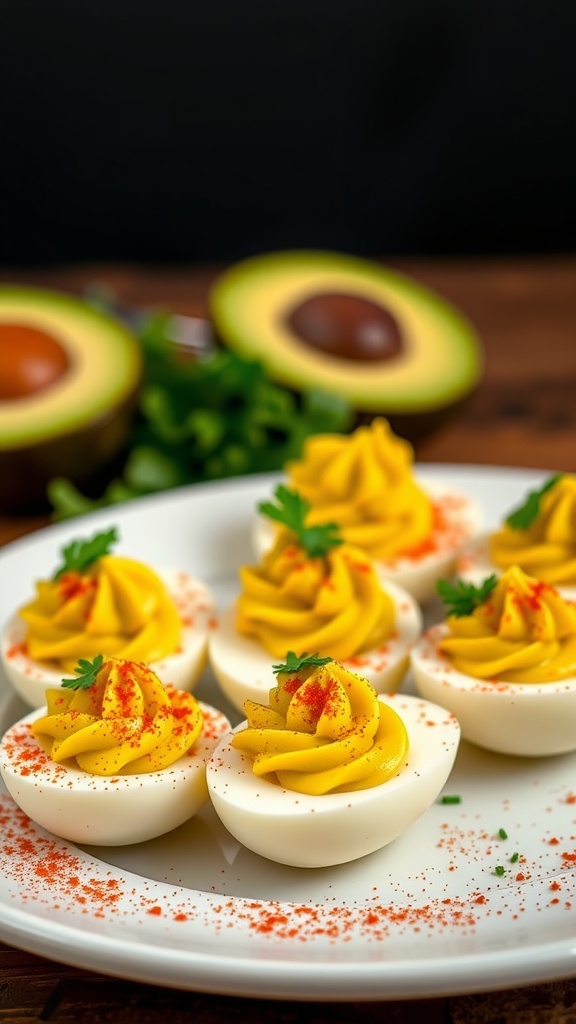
209;251;483;441
0;286;142;512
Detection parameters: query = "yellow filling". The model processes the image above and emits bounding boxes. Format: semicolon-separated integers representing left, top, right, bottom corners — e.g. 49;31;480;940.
32;657;204;776
285;418;433;559
439;566;576;683
490;475;576;585
232;660;408;794
237;534;395;660
19;555;182;673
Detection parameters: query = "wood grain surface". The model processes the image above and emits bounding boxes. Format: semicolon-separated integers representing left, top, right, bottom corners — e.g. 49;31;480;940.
1;256;575;1022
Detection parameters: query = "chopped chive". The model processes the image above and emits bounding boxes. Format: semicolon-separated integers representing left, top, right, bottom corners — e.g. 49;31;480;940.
498;828;508;840
439;795;461;804
510;852;519;863
495;865;506;877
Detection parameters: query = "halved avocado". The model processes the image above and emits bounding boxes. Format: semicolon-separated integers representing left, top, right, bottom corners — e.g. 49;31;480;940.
0;286;141;512
209;251;483;441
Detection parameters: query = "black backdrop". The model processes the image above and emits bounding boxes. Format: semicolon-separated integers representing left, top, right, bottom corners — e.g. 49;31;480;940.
2;0;575;265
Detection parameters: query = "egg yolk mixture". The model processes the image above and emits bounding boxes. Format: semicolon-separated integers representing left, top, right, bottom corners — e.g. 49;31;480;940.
237;536;395;660
232;660;408;795
19;556;181;673
439;566;576;683
284;417;433;559
31;658;204;775
489;474;576;585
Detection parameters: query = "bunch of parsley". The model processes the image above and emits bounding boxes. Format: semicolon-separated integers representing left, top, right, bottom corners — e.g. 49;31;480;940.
48;309;353;519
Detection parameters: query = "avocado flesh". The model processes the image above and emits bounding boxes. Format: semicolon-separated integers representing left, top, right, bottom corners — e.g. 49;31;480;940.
0;286;141;512
210;251;482;428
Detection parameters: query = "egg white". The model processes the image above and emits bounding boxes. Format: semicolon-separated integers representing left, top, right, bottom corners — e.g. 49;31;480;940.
1;569;217;709
456;532;576;601
253;481;483;604
206;692;460;868
208;579;422;714
0;701;231;846
411;623;576;757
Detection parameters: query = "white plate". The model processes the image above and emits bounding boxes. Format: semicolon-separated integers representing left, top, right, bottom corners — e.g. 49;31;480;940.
1;466;575;1001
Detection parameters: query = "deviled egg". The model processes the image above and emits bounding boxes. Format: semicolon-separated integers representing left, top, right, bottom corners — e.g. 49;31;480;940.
207;656;461;867
1;526;216;708
0;656;230;845
456;473;576;600
253;417;482;603
411;567;576;757
209;485;422;712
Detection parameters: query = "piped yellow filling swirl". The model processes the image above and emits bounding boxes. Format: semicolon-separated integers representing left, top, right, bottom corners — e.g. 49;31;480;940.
285;418;433;559
236;535;396;660
490;475;576;585
19;555;182;673
32;658;204;776
439;566;576;683
232;660;408;795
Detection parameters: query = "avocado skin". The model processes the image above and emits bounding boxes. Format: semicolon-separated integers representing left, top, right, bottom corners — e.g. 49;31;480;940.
0;286;141;513
210;250;482;443
0;389;138;513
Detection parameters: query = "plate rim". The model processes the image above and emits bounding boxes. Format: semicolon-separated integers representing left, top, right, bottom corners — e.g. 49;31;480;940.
2;462;575;1002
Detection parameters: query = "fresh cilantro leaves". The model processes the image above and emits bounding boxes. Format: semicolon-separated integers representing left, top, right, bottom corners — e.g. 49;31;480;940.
505;473;562;530
259;485;343;558
436;574;498;617
53;528;118;579
61;654;104;690
272;652;333;676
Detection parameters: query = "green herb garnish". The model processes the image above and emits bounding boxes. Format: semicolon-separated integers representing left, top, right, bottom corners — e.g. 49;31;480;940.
494;865;506;877
259;485;343;558
439;795;462;805
510;852;519;863
505;473;562;530
436;574;498;617
53;527;118;579
61;654;104;691
498;827;508;840
272;652;333;676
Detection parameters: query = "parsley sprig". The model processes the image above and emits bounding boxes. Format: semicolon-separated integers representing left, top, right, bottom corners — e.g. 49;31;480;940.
259;485;342;558
61;654;104;691
436;574;498;617
53;527;118;579
272;652;332;676
505;473;562;530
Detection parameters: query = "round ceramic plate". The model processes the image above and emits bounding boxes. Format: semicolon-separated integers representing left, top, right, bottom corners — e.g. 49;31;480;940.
1;466;575;1001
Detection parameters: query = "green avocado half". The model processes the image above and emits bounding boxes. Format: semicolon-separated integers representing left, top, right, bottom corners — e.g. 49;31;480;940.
0;286;142;512
209;251;483;440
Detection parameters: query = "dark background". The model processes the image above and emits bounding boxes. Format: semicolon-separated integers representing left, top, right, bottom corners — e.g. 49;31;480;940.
1;0;575;266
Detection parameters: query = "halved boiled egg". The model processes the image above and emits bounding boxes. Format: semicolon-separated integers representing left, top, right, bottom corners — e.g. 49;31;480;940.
209;578;422;714
411;623;576;757
1;568;216;709
206;690;461;868
0;661;230;845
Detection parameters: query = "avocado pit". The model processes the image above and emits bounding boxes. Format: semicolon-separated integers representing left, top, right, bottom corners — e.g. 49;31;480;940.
209;250;483;442
0;286;142;512
285;292;403;362
0;323;71;400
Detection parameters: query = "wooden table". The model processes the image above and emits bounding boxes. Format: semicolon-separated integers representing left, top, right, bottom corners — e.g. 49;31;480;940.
1;257;576;1022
